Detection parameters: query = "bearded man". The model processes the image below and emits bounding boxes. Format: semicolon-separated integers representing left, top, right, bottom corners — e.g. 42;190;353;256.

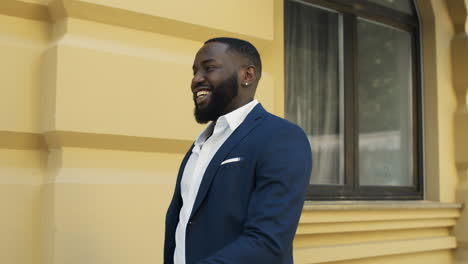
164;37;312;264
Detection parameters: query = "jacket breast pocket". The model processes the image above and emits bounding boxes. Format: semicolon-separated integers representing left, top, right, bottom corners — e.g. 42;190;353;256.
217;162;245;179
220;156;244;166
213;159;254;218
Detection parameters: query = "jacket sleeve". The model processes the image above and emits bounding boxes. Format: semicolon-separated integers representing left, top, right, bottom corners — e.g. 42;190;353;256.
197;124;312;264
164;186;181;264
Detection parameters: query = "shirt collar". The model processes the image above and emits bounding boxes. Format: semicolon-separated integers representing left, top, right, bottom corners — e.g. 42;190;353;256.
223;99;258;131
193;99;259;149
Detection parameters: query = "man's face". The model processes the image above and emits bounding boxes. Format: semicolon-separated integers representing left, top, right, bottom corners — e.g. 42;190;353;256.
191;42;240;124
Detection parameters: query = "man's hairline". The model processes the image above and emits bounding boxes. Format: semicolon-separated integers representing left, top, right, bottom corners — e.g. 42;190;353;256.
203;41;262;80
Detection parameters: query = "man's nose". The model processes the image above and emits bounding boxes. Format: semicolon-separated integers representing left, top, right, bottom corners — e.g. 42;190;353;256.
191;72;206;88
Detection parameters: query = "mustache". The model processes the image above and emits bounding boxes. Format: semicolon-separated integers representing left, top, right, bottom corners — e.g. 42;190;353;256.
193;84;213;99
194;83;213;90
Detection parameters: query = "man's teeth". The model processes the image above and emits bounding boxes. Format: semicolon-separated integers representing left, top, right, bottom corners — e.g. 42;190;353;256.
197;90;210;97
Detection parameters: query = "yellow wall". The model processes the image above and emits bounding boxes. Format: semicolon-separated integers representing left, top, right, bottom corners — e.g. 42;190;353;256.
0;6;49;263
0;149;45;264
417;0;458;203
0;0;466;263
446;0;468;262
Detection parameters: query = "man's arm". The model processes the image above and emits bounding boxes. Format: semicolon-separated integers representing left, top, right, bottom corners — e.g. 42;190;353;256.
197;124;312;264
164;189;180;264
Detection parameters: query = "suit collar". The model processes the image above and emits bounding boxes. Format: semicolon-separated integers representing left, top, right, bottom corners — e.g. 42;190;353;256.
222;99;259;131
189;103;268;219
192;99;259;151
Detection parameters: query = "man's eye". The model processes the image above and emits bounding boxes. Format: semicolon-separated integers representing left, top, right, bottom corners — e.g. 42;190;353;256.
206;66;216;71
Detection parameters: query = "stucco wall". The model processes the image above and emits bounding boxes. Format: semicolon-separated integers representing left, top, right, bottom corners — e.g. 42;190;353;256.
0;0;466;263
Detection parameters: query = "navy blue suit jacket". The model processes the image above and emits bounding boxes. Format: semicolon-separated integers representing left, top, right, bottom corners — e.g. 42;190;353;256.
164;104;312;264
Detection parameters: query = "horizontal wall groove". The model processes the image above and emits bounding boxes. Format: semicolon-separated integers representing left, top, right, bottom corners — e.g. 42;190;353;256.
0;130;196;154
293;236;457;264
0;0;50;22
0;131;46;150
44;130;192;153
299;209;461;224
296;218;457;235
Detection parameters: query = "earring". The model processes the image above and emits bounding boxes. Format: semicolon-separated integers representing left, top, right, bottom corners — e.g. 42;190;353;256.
244;82;249;86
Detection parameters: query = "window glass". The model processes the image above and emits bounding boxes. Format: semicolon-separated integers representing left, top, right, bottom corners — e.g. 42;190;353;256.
284;0;421;199
285;0;344;185
357;18;414;186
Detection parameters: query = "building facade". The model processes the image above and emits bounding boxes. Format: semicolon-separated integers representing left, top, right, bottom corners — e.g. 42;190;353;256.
0;0;467;263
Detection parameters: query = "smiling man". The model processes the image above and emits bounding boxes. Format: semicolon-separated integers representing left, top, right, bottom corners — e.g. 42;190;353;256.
164;37;312;264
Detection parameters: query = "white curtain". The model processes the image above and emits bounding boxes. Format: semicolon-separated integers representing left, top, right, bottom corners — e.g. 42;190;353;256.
284;0;344;185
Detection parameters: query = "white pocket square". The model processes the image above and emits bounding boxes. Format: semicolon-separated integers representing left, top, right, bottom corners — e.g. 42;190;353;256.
220;157;242;165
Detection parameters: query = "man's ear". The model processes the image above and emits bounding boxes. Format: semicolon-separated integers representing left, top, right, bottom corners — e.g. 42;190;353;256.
241;65;257;85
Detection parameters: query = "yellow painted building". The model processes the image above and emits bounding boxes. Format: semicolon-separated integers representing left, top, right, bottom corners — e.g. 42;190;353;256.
0;0;467;263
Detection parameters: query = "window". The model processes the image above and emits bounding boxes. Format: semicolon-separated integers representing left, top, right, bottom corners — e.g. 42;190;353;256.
284;0;422;200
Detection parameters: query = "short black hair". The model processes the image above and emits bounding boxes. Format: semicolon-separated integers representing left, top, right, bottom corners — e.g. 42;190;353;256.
205;37;262;78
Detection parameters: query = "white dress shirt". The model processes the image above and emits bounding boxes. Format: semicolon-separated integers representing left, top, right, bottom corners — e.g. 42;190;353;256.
174;99;259;264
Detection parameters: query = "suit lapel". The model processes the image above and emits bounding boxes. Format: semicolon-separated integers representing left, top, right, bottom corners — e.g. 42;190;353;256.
189;104;268;219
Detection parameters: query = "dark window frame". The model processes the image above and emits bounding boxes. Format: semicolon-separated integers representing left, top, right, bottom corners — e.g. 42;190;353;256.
284;0;424;200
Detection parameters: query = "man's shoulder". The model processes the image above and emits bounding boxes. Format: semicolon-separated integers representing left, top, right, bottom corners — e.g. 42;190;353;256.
253;110;312;162
261;110;305;134
244;104;308;142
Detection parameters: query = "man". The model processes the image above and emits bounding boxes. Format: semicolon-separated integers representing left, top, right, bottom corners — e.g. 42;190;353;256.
164;37;312;264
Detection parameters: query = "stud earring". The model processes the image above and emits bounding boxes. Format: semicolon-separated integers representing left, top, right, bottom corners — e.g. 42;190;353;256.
244;82;249;86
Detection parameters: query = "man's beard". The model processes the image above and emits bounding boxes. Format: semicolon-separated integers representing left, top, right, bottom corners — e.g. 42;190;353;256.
194;74;238;124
